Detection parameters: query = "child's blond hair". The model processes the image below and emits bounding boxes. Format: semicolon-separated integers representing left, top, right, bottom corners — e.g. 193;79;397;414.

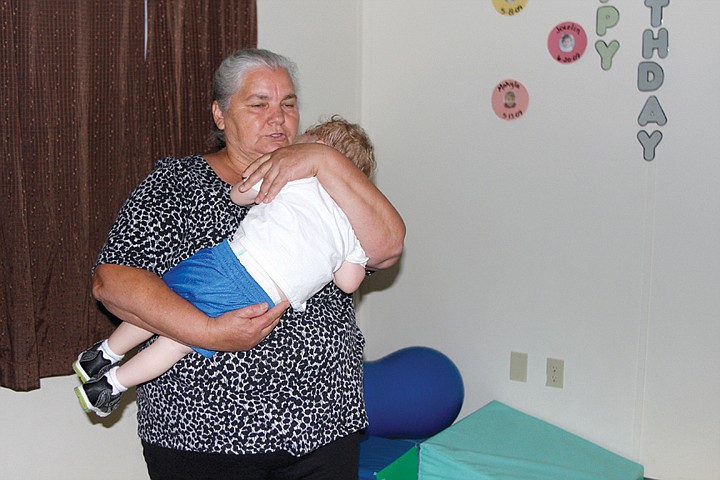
304;115;376;177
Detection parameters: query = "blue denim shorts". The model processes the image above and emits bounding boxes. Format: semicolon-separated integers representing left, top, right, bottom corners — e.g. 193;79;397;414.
162;240;275;357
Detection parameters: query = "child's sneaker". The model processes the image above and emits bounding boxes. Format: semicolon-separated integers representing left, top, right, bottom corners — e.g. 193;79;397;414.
73;341;118;383
74;373;122;417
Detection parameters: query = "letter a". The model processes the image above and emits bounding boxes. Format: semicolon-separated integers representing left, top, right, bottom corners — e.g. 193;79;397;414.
638;96;667;126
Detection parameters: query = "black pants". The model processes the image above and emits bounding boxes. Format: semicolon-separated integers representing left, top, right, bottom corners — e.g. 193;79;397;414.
142;432;360;480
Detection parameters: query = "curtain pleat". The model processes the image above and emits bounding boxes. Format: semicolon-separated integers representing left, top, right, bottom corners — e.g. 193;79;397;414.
0;0;256;391
1;0;39;388
146;0;257;159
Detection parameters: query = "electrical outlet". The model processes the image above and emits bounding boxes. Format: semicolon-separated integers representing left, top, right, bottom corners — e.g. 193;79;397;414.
546;358;564;388
509;351;528;382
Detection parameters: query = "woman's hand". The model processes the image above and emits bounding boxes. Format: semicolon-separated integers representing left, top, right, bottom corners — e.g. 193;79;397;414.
239;143;332;204
93;263;287;351
208;301;288;351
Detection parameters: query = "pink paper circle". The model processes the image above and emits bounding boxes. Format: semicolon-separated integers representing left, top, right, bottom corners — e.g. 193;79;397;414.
492;79;529;121
548;22;587;64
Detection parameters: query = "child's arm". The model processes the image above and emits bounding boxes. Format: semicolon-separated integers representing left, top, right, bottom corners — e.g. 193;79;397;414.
333;261;366;294
239;143;404;270
230;181;261;206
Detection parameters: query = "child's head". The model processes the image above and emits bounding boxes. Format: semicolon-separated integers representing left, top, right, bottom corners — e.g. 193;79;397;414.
302;115;376;177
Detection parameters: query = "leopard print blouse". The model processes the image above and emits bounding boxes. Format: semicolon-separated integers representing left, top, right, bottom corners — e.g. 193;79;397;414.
96;155;367;456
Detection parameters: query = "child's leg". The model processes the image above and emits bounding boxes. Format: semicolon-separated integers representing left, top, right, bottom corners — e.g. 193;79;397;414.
74;322;145;383
107;321;155;356
74;321;157;382
75;338;192;418
113;336;193;389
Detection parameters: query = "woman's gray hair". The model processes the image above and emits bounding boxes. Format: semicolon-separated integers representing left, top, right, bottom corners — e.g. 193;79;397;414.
210;49;299;149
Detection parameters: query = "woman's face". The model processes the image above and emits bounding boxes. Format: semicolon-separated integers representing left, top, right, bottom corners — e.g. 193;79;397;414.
213;66;299;164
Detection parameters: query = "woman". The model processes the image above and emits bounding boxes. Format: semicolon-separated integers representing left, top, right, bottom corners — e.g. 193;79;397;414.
92;49;405;479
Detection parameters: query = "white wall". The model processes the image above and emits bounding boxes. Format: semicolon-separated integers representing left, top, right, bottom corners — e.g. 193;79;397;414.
0;376;148;479
354;1;720;480
257;0;363;129
359;0;647;446
2;2;717;479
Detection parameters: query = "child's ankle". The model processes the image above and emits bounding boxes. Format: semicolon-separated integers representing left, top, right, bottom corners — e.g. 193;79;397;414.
106;367;128;395
100;339;124;363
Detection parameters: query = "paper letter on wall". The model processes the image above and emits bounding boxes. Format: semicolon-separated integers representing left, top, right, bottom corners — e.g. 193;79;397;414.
638;61;664;92
637;130;663;161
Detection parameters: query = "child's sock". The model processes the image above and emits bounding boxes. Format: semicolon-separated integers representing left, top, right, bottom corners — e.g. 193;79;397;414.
99;339;124;363
106;367;129;396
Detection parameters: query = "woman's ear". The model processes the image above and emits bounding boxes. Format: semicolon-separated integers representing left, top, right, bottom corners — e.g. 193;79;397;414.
212;101;225;130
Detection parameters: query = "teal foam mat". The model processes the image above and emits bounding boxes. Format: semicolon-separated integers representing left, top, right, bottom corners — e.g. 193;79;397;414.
419;400;643;480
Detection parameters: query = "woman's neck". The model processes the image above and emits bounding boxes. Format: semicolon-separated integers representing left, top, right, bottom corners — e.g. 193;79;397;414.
204;149;250;185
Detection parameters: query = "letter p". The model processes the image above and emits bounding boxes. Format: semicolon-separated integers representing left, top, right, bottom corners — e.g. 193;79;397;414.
597;5;620;36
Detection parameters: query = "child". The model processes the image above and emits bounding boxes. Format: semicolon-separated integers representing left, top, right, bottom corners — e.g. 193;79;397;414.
74;115;376;417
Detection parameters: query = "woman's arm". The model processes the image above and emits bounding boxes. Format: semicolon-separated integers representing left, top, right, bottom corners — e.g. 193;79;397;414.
239;143;405;270
93;263;287;351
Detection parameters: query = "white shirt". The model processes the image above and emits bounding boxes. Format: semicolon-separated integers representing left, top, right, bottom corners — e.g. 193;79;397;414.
228;177;367;311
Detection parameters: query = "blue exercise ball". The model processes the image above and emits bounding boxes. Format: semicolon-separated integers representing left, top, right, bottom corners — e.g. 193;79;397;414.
363;346;464;439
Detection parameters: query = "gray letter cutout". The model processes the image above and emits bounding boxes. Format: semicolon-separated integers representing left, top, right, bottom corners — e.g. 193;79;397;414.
643;28;669;59
637;130;663;161
644;0;670;28
638;62;664;92
638;96;667;126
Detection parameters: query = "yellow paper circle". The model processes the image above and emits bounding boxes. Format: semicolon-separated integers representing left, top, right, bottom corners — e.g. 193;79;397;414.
492;0;529;16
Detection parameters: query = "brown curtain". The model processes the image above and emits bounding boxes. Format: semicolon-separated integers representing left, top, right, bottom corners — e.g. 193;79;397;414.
0;0;256;391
